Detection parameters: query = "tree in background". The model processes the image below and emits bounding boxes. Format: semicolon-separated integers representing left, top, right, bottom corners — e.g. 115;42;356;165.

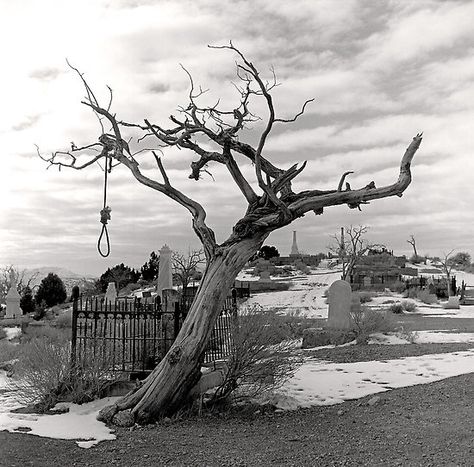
35;273;67;307
20;286;35;315
173;249;206;297
0;265;38;305
440;250;472;296
329;226;384;281
451;251;471;269
407;234;425;263
140;251;160;282
96;263;140;293
257;245;280;261
40;44;422;423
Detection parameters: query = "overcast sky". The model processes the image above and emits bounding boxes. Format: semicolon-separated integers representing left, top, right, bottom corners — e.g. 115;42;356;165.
1;0;473;276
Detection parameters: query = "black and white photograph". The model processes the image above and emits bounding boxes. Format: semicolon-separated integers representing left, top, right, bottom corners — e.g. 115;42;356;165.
1;0;474;465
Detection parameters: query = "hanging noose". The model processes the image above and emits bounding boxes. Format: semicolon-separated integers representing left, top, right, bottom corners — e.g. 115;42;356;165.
98;153;112;257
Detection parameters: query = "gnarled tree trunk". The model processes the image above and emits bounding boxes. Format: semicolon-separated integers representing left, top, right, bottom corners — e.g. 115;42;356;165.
99;234;267;424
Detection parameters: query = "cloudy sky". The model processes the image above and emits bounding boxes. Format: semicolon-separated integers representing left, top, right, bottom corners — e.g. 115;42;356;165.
1;0;473;276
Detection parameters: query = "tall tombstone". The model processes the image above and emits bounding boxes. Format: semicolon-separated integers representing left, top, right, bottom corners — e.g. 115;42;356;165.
327;280;352;329
6;280;22;319
157;244;173;299
104;282;117;305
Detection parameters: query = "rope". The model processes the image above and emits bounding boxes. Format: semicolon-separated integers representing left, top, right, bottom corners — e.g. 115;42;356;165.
98;154;112;257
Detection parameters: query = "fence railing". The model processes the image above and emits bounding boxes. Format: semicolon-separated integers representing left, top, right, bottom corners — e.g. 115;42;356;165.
71;292;238;376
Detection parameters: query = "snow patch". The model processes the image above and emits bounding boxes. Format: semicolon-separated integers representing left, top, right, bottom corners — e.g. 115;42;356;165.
276;349;474;409
0;396;119;448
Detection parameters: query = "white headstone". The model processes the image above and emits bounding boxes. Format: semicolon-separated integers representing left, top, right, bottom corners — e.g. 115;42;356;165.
443;296;460;309
258;270;272;282
158;244;173;298
327;280;352;329
6;281;22;319
104;282;117;304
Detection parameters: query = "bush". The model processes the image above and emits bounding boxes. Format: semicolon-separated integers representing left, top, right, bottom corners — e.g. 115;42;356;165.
35;273;67;308
20;286;35;315
416;289;438;305
389;303;404;314
410;254;426;264
351;307;396;344
403;287;420;299
211;306;302;403
33;300;47;321
390;281;406;294
8;326;120;410
55;310;73;329
358;291;374;303
401;300;417;312
0;328;7;340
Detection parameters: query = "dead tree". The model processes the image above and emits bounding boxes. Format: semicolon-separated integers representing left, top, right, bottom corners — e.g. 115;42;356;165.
329;226;384;281
0;266;38;304
172;249;205;297
37;43;422;424
407;235;418;258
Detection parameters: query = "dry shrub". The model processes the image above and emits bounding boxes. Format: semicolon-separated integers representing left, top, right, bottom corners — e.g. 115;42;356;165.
390;281;406;293
212;305;302;403
416;289;438;305
351;306;396;344
0;340;20;363
389;303;404;314
8;328;71;409
7;326;120;411
358;291;374;303
55;310;73;328
401;300;417;312
403;287;420;299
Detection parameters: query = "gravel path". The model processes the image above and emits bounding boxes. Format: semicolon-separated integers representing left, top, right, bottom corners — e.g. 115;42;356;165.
2;372;474;466
3;312;474;466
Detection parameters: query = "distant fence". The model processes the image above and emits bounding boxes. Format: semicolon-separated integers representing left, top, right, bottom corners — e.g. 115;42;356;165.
71;292;240;377
405;276;456;298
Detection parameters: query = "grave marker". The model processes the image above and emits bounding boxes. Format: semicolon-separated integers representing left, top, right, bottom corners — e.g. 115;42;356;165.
327;280;352;329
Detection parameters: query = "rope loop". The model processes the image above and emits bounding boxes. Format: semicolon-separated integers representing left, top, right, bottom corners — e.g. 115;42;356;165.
98;223;111;258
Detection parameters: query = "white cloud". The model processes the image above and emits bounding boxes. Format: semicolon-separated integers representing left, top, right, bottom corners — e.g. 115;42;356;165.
1;0;473;274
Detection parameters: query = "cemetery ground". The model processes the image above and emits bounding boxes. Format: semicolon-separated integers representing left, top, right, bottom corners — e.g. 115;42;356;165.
2;268;474;465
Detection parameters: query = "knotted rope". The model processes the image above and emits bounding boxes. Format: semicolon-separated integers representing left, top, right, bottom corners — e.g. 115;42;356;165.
98;154;112;257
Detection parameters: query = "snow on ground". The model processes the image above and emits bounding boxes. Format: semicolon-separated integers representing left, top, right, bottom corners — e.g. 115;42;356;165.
368;331;474;345
0;387;118;448
2;326;21;340
0;266;473;445
241;269;340;318
273;349;474;410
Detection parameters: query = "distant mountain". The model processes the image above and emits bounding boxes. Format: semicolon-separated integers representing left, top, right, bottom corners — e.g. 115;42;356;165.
27;266;95;280
21;267;97;295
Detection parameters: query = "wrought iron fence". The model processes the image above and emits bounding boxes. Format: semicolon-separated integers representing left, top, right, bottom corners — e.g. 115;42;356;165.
71;292;239;376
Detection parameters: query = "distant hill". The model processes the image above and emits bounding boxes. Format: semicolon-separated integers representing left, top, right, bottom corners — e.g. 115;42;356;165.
23;267;96;292
26;266;94;280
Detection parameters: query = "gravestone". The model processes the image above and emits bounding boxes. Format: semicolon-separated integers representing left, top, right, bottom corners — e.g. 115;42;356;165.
6;280;22;319
162;288;179;312
443;296;460;310
104;282;117;304
259;270;272;282
327;280;352;329
158;244;173;299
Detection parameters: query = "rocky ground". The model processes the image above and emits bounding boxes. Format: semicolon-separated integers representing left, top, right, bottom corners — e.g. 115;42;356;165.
1;370;474;466
2;311;474;466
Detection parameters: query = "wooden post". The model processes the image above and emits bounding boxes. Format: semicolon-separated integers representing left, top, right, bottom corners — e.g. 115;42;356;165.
70;295;79;372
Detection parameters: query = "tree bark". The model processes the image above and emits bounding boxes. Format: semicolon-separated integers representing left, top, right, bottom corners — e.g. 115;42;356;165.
99;234;267;424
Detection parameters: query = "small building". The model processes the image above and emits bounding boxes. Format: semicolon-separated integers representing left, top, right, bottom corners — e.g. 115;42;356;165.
350;250;417;291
